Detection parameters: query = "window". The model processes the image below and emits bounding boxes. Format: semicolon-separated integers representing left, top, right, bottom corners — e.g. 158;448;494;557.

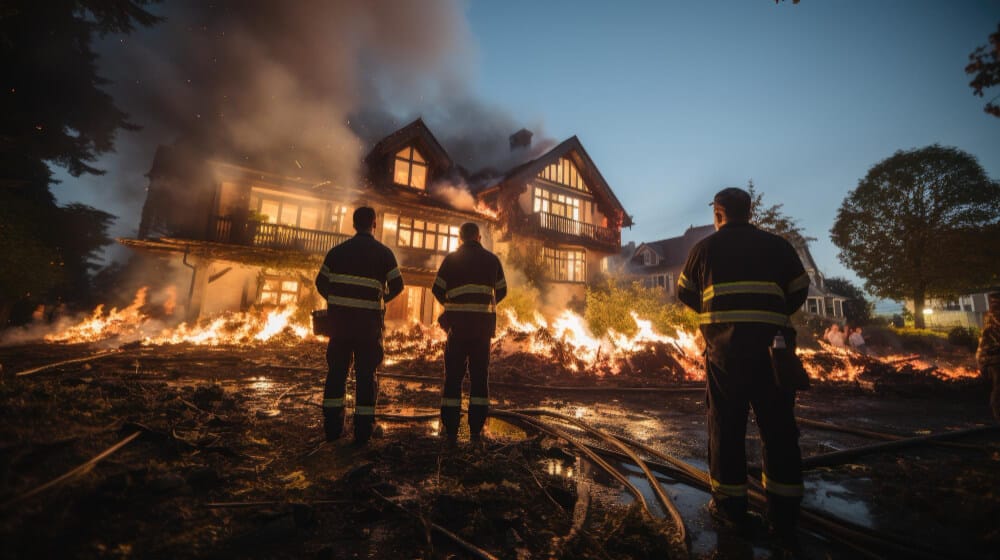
538;156;589;192
642;250;656;266
544;248;586;282
260;277;299;306
249;189;322;230
533;187;581;220
394;146;427;190
397;217;459;252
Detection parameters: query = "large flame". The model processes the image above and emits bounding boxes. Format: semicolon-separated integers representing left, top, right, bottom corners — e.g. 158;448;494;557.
22;287;981;384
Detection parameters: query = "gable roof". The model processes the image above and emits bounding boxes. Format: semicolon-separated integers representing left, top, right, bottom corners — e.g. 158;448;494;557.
630;225;714;273
483;136;633;227
363;118;453;171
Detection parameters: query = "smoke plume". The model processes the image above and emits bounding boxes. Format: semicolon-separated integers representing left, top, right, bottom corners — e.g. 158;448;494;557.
87;0;554;233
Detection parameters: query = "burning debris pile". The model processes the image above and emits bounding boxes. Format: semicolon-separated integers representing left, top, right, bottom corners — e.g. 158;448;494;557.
2;288;984;391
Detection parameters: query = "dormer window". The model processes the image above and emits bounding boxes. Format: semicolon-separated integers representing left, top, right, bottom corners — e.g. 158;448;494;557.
643;250;656;266
394;146;427;190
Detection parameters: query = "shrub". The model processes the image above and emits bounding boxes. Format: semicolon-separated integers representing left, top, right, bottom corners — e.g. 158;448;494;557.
894;327;947;353
584;281;697;337
496;283;542;328
947;326;981;353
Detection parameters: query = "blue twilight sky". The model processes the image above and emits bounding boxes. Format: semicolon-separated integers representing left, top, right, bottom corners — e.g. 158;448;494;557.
463;1;1000;311
52;1;999;313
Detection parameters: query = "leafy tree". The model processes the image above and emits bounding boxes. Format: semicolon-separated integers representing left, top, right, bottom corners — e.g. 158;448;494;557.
831;145;1000;328
0;1;158;327
823;276;874;326
747;180;816;248
966;23;1000;118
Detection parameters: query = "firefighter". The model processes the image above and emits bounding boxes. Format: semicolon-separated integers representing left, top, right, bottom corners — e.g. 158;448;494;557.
976;288;1000;422
677;187;809;555
431;222;507;446
315;206;403;445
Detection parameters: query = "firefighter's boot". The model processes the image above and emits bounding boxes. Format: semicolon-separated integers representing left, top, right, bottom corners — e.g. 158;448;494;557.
323;407;344;442
440;401;461;447
767;495;803;558
353;406;375;446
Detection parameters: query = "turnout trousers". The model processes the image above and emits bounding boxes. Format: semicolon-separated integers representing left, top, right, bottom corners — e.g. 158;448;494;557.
706;353;803;533
324;335;383;443
441;336;491;441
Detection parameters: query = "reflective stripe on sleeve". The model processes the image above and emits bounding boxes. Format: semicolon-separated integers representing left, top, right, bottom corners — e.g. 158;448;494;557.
702;281;785;303
710;478;748;497
678;273;695;291
762;473;804;497
327;295;383;310
698;310;790;327
441;398;461;408
323;398;344;408
354;405;375;416
788;272;810;293
444;302;495;313
469;397;490;406
387;267;402;281
434;276;447;290
446;284;494;299
327;273;383;291
495;278;507;290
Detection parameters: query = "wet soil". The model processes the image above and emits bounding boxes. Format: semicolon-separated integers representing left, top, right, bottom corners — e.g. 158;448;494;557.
0;340;997;559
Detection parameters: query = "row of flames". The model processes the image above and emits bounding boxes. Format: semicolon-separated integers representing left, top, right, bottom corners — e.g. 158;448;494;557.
7;287;979;383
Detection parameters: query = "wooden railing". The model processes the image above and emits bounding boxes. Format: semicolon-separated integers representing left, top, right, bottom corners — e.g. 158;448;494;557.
210;216;350;254
531;212;620;250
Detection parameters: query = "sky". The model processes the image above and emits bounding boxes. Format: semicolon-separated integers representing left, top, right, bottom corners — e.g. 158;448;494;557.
53;1;1000;313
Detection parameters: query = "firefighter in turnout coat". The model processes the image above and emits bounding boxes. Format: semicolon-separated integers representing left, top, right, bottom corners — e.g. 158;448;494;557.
977;289;1000;422
677;188;809;553
432;222;507;445
315;207;403;445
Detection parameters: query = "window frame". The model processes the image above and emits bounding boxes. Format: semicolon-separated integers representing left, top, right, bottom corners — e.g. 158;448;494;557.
393;146;428;190
543;247;586;283
396;216;460;253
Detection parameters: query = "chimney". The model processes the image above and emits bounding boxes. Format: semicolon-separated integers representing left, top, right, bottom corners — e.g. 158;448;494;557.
509;128;533;151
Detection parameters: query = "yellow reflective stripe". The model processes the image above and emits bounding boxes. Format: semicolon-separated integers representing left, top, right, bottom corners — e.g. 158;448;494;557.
327;273;383;290
327;295;383;310
678;273;695;291
702;281;784;303
788;272;810;293
354;406;375;416
469;397;490;406
387;267;402;281
762;473;804;497
444;303;495;313
698;310;790;327
446;284;494;299
323;398;344;408
710;478;748;497
441;398;461;407
434;276;447;290
495;278;507;290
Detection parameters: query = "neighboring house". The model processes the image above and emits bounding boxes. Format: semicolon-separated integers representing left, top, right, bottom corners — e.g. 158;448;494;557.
625;224;847;320
905;292;993;328
121;119;631;325
474;133;632;307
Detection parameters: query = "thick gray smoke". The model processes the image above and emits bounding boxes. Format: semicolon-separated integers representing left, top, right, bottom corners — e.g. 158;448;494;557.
88;0;553;232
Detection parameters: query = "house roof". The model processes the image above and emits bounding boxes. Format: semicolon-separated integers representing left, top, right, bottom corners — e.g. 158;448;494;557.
477;136;633;227
631;224;714;273
363;118;454;171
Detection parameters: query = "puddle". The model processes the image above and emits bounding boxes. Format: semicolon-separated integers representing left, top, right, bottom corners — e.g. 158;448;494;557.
803;476;874;528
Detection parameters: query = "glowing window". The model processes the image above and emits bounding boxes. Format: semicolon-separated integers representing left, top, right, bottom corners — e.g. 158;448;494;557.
397;217;459;252
538;157;589;192
533;187;580;220
544;248;586;282
394;146;428;190
260;277;299;306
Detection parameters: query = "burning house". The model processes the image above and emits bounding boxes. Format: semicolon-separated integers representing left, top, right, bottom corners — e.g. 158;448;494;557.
120;119;632;326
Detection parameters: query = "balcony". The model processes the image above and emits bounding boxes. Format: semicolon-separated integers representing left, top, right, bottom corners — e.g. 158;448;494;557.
528;212;620;251
210;216;350;255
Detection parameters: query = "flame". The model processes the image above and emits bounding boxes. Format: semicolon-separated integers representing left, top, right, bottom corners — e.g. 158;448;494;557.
45;288;150;343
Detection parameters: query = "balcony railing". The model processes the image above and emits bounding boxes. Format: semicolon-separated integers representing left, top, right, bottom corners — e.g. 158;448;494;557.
530;212;620;250
210;216;350;255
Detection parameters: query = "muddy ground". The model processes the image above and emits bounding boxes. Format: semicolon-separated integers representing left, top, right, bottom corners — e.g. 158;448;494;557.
0;340;997;559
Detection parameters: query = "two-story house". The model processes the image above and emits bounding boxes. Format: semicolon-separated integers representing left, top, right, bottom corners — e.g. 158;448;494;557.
474;133;632;307
120;119;632;325
625;224;847;320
